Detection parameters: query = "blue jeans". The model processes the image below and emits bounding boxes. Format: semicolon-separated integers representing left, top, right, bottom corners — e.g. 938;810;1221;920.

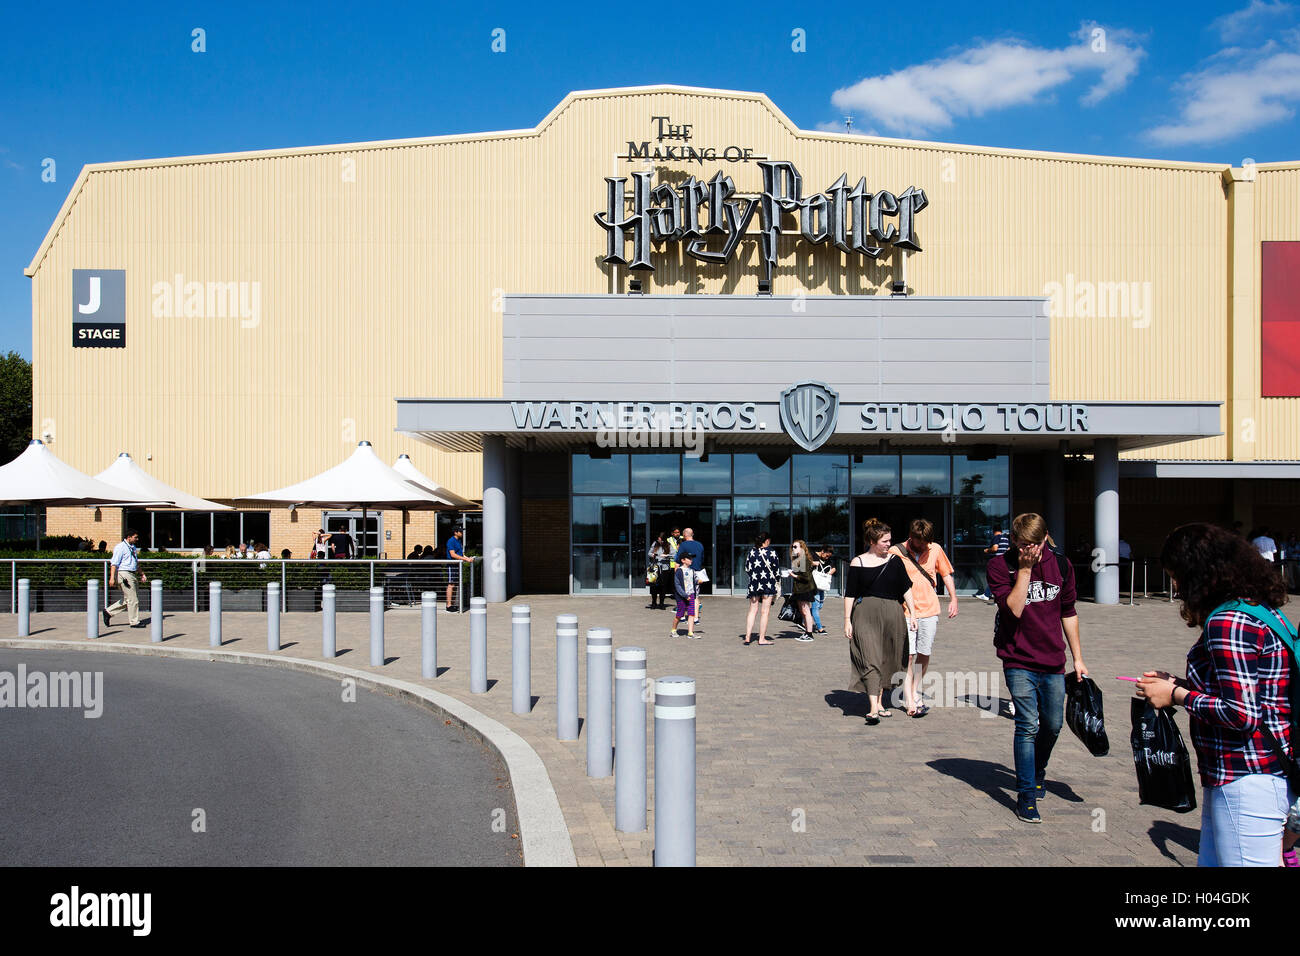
1199;774;1292;867
1003;667;1065;798
811;590;826;629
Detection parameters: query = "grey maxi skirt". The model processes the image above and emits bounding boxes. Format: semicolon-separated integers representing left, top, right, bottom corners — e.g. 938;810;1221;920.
848;595;908;698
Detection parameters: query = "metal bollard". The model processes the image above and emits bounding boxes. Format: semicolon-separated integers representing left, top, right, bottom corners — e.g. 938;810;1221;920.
150;579;163;643
17;578;29;637
209;581;222;647
369;587;385;666
322;584;336;658
586;627;613;778
267;582;280;651
86;579;99;639
421;591;437;678
470;596;487;693
654;675;696;867
615;646;647;832
556;613;579;740
511;605;531;714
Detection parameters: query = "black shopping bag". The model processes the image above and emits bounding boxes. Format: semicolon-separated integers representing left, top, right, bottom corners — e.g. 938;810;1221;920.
1129;697;1198;813
777;597;796;622
1065;673;1110;756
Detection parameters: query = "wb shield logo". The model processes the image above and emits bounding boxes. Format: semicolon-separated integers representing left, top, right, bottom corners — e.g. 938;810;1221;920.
779;381;839;452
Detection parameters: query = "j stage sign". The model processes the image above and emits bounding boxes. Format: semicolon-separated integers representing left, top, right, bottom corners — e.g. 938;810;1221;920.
595;160;927;281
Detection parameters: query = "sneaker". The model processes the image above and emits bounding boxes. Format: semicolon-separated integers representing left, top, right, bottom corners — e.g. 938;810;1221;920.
669;629;679;638
1035;772;1047;801
815;627;828;634
976;594;991;603
794;633;815;643
1016;795;1042;824
686;632;700;640
101;609;110;626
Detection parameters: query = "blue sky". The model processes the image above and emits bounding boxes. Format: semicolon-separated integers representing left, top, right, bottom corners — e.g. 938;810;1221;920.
2;0;1297;357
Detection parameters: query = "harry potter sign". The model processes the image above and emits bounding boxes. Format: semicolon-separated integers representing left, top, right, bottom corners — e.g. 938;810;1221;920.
595;160;927;281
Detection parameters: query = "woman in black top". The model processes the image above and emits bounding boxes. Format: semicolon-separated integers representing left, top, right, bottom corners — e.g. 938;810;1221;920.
844;518;917;724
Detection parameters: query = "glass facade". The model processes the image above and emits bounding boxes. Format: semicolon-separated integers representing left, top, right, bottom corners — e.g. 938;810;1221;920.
122;510;272;551
569;450;1012;595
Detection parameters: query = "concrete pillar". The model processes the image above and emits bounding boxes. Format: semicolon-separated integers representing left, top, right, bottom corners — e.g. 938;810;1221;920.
506;446;523;598
1045;449;1065;549
483;436;507;604
1094;438;1120;605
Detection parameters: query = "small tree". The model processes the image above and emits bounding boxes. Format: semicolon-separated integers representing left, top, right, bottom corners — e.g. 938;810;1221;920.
0;351;32;460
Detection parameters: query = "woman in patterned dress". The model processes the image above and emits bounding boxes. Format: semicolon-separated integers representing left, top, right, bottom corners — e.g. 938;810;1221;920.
743;532;780;646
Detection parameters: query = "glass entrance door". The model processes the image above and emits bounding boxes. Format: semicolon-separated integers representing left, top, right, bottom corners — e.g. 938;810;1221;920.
647;499;715;594
325;511;383;557
850;497;949;585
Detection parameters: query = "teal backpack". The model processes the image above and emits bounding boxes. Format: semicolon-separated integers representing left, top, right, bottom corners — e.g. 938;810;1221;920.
1208;599;1300;790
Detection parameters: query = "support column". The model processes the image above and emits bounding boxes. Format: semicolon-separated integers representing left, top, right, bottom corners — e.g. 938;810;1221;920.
483;435;508;604
1094;438;1119;606
1045;448;1065;548
1223;167;1257;464
506;446;523;599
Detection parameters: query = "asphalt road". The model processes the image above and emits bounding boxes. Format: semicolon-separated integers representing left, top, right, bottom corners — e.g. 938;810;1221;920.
0;649;521;866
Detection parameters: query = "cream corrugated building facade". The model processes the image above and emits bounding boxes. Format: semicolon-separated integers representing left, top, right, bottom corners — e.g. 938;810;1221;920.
25;86;1300;597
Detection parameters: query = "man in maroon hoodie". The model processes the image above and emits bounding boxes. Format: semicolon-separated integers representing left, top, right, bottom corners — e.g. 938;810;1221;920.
987;513;1088;824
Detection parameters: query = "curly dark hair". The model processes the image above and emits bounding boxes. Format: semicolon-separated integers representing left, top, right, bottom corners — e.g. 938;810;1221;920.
1160;523;1287;629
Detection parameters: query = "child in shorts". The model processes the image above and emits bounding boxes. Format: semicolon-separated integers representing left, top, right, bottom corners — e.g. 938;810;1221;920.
672;553;698;639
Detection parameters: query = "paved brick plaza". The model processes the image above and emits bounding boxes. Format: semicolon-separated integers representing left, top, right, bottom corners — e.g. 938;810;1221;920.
18;593;1296;866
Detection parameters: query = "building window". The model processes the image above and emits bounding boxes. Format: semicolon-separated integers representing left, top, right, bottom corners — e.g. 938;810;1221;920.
572;453;629;493
631;453;681;495
901;454;951;495
954;455;1010;497
851;455;899;495
682;453;731;494
734;453;791;495
793;454;850;495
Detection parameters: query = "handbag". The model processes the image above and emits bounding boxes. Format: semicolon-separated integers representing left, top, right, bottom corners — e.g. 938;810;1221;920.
777;596;796;622
1129;697;1197;813
645;565;658;585
1065;673;1110;756
813;568;833;590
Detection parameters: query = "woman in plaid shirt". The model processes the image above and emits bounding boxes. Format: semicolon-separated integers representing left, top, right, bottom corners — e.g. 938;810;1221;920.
1138;523;1294;866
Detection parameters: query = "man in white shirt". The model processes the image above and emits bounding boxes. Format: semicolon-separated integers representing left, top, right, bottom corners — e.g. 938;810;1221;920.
104;530;147;628
1253;526;1278;563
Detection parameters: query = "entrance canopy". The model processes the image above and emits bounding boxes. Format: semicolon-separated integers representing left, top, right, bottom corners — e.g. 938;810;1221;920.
397;397;1223;454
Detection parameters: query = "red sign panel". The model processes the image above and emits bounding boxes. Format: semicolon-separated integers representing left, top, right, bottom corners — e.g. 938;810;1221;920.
1262;241;1300;398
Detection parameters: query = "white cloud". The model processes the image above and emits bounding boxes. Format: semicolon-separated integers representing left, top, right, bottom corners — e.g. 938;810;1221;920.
1146;29;1300;145
1147;50;1300;144
830;24;1144;137
1212;0;1292;43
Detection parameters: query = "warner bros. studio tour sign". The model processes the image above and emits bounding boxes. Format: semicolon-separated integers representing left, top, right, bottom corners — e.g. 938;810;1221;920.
594;160;928;280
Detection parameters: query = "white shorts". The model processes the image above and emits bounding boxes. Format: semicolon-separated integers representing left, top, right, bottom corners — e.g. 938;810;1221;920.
909;616;938;656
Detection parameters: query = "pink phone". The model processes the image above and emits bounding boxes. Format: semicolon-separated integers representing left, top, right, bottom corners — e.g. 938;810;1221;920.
1115;676;1142;683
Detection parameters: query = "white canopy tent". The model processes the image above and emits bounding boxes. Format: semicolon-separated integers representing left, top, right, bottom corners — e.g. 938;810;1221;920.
96;453;232;512
243;441;454;556
0;440;173;549
392;454;476;510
